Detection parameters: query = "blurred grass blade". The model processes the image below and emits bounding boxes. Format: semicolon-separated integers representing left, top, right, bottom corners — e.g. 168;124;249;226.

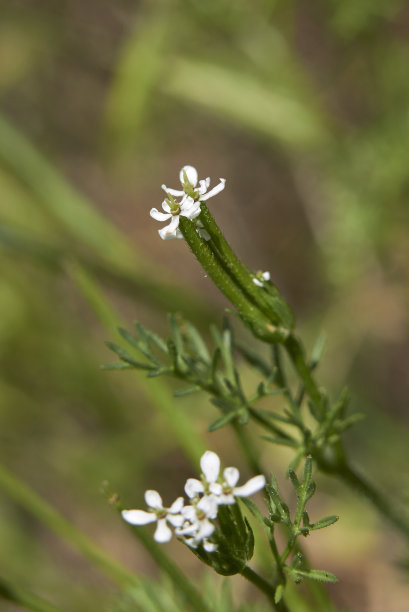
162;59;329;149
69;262;206;466
0;113;138;270
0;223;214;321
0;463;141;589
0;575;66;612
103;7;171;154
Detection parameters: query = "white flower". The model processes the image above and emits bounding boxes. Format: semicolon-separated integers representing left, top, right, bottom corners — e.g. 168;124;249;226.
152;165;226;241
253;270;271;287
150;196;201;240
162;165;226;204
199;450;266;505
176;496;218;549
122;490;184;543
121;449;265;554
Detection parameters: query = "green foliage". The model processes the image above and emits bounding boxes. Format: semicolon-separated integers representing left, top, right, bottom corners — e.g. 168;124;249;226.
191;504;255;576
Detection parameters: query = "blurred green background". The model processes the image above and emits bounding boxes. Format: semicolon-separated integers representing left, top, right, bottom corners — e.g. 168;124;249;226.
1;1;409;610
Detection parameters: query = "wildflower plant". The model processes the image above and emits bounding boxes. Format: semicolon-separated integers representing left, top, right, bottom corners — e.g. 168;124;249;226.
106;166;409;610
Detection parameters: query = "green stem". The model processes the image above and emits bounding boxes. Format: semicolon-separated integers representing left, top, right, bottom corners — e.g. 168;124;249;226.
271;345;303;425
241;566;288;611
232;422;264;475
283;335;323;411
124;525;210;612
200;204;295;330
0;576;65;612
179;217;264;321
199;205;276;320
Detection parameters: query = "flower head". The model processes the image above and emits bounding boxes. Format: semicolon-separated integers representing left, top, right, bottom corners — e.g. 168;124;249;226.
150;195;201;240
121;450;265;553
175;496;218;550
253;270;271;287
122;490;184;543
151;165;226;240
199;451;266;505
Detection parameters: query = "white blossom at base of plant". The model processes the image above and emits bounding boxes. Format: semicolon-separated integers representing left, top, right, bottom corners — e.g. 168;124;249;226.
121;491;184;543
121;450;265;551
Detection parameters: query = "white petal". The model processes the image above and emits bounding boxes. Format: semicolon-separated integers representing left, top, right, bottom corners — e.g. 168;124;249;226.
209;483;223;497
218;494;235;505
233;475;266;497
203;540;218;552
121;509;157;525
190;206;202;220
200;451;220;483
181;505;196;522
252;278;263;287
167;513;184;528
150;208;171;222
176;522;198;536
185;478;204;499
145;490;163;510
197;178;210;195
200;178;226;201
223;467;240;487
197;519;215;539
162;184;184;197
180;165;198;187
159;228;178;240
262;271;271;281
158;216;180;240
162;200;171;213
198;496;218;519
154;519;173;543
169;496;184;513
180;195;194;207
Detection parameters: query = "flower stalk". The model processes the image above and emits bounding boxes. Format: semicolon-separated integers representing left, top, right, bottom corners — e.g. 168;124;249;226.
199;203;295;330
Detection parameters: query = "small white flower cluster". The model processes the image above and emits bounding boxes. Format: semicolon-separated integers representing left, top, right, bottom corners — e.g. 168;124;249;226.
122;450;265;552
150;165;226;240
253;270;271;287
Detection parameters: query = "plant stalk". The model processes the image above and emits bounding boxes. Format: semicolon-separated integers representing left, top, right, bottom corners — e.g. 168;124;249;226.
241;566;289;611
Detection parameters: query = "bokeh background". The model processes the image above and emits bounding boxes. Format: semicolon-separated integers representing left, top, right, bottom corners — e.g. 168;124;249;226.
1;1;409;610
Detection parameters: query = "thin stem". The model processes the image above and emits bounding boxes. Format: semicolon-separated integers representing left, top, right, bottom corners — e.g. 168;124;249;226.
0;576;66;612
241;566;289;611
123;525;210;612
271;346;303;424
283;335;323;411
232;422;264;475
